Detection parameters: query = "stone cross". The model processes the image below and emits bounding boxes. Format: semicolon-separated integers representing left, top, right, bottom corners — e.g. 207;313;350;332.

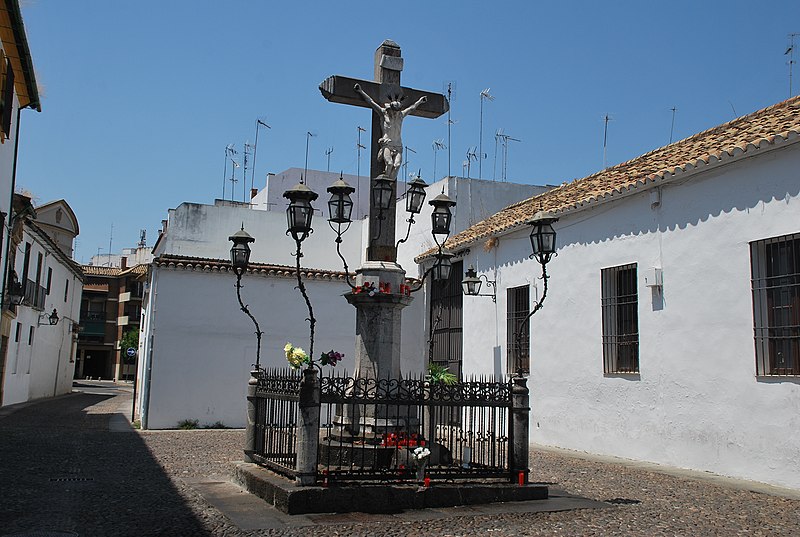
320;39;449;262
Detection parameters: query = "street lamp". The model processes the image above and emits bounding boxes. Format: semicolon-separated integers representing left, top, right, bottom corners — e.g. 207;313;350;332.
396;173;428;249
372;175;394;217
514;210;559;375
432;252;454;283
229;226;263;369
5;271;24;306
284;182;319;242
327;175;357;289
38;308;59;326
284;181;319;365
461;265;496;302
429;192;456;240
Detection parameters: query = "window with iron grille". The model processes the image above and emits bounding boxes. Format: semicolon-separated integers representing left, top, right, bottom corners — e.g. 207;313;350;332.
601;264;639;374
429;260;463;379
750;233;800;376
507;285;530;375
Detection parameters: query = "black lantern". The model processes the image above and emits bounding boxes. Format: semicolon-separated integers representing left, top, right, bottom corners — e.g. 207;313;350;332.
327;176;355;224
39;308;58;326
429;193;456;236
6;271;24;306
405;175;428;215
229;226;255;274
527;210;558;264
432;252;454;283
372;175;394;212
461;265;482;295
284;182;319;242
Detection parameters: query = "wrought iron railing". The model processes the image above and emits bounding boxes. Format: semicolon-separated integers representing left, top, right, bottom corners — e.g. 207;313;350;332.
249;369;514;484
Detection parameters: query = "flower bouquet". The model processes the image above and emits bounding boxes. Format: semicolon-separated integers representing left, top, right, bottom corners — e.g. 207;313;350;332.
284;342;310;370
412;445;431;485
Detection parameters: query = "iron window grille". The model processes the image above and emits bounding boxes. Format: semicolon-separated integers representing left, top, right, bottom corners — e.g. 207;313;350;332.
750;233;800;376
507;285;530;375
601;263;639;374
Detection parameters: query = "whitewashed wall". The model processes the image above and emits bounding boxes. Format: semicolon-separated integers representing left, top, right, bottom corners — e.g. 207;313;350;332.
2;228;82;405
460;143;800;489
139;266;359;429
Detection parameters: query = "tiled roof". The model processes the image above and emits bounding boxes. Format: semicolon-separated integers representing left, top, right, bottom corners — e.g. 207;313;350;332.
418;95;800;260
154;254;352;281
83;283;109;292
82;265;120;276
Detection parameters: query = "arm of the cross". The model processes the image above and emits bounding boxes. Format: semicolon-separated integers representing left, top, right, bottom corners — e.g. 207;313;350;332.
319;75;448;119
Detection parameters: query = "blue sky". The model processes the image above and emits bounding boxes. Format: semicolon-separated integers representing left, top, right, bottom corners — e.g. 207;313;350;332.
15;1;800;263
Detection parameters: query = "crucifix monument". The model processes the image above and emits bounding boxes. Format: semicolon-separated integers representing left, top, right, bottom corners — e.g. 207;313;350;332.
319;40;449;436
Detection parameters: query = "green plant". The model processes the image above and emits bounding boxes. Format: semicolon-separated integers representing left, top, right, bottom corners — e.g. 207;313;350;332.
131;419;141;429
203;421;230;429
177;419;199;430
427;362;457;385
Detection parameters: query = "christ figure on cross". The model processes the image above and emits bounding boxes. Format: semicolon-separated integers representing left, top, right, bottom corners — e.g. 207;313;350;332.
354;83;427;180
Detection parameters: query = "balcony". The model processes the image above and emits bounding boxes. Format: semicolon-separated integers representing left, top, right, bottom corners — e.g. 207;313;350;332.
23;279;46;310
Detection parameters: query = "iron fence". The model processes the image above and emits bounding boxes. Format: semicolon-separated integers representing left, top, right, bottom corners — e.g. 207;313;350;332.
250;369;515;484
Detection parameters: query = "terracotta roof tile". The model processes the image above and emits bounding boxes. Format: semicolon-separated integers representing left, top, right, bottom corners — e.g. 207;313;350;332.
82;265;121;276
418;96;800;261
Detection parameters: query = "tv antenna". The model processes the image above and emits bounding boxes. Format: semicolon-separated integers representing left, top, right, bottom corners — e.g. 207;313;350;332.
325;147;334;172
230;158;240;195
787;33;800;97
432;139;446;180
251;118;271;195
479;88;494;180
493;129;503;181
465;146;478;178
444;81;457;177
402;146;416;183
243;142;253;202
138;229;147;248
496;132;520;182
669;107;677;144
303;131;316;182
356;126;366;218
222;144;236;201
602;113;614;169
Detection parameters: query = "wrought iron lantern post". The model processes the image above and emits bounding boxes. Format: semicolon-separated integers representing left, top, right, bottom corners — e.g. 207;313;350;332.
513;210;559;376
327;175;357;289
229;226;263;369
283;182;320;364
396;174;428;248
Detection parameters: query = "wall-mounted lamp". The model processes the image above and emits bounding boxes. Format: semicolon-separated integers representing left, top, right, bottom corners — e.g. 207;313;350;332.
38;308;59;326
461;265;496;302
6;271;24;306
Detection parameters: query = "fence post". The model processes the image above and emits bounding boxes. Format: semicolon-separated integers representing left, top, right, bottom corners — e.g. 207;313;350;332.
510;375;530;483
296;367;321;486
243;368;259;463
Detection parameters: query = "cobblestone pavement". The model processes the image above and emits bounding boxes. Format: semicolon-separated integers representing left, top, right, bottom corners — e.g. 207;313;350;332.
2;386;799;536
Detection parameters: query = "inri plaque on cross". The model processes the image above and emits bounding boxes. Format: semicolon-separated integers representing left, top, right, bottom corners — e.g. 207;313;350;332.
319;39;449;262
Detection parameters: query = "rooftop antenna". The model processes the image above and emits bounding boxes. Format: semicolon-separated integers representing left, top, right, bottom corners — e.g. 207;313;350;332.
230;158;240;195
325;146;334;172
357;126;366;218
787;34;799;97
251;118;271;195
432;139;446;180
402;145;416;183
466;146;477;178
602;113;613;169
493;128;504;181
138;229;147;248
478;88;494;180
501;134;520;182
243;142;253;202
222;144;236;200
669;107;677;144
107;223;113;267
444;81;456;177
303;131;316;182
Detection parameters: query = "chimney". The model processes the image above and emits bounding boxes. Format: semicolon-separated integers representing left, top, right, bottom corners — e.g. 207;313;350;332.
121;257;128;270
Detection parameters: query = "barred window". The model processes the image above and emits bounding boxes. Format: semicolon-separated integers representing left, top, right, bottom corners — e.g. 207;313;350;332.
750;233;800;376
601;264;639;374
507;285;530;375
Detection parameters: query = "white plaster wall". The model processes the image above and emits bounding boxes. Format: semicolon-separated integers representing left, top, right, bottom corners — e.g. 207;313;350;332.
2;230;82;405
142;267;356;429
156;201;363;273
461;143;800;489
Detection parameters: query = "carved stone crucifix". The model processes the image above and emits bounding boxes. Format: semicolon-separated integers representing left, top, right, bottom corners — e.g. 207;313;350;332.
319;39;449;262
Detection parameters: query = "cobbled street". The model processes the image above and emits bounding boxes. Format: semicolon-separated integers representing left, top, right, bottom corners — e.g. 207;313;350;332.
1;384;798;536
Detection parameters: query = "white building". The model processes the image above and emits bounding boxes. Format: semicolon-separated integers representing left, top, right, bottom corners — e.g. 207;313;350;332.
2;196;83;405
136;172;548;429
421;96;800;490
0;0;42;406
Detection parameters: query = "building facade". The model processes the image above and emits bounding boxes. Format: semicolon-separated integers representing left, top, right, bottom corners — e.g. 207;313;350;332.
422;96;800;490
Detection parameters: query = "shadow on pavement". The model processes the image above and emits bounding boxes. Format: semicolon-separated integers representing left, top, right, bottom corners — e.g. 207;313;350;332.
0;392;213;536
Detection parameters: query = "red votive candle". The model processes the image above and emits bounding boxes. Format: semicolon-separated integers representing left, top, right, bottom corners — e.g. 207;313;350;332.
424;475;430;488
